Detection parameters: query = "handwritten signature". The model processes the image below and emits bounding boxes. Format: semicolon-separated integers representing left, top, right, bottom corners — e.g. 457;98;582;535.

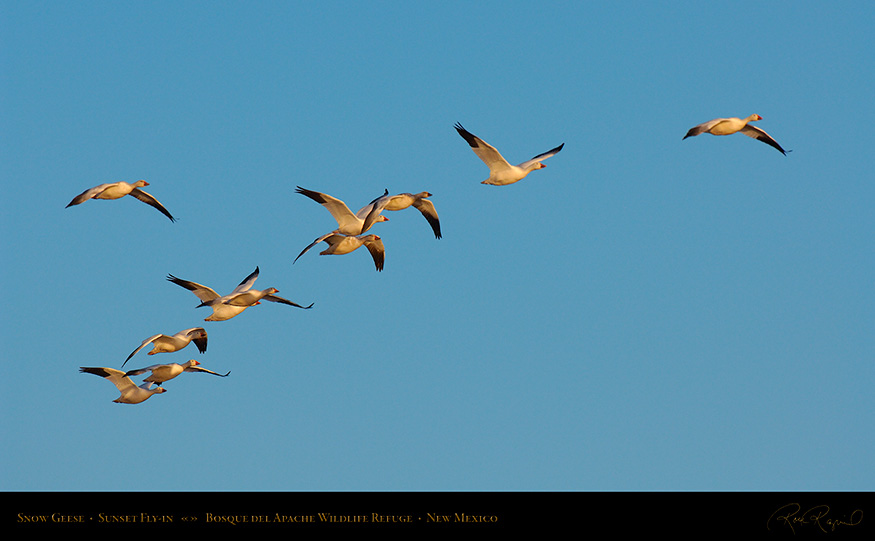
767;503;863;534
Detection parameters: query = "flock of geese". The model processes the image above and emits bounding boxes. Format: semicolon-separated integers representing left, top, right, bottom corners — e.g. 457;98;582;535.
74;116;787;403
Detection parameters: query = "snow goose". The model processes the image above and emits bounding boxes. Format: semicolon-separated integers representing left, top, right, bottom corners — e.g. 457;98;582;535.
123;359;230;386
122;327;208;367
294;233;385;271
384;192;442;239
683;114;788;155
454;123;564;186
66;180;176;221
80;366;167;404
295;186;391;235
167;266;313;321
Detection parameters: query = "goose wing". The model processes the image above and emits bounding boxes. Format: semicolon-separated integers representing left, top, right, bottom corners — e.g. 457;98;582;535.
66;183;112;207
363;236;385;272
454;123;512;174
357;189;391;234
739;124;788;155
294;232;335;263
263;293;314;309
683;118;726;139
230;266;260;294
517;143;565;170
80;366;136;392
128;188;176;222
167;274;220;303
295;187;362;231
413;197;441;239
122;364;165;378
185;366;231;377
184;328;208;354
122;334;163;367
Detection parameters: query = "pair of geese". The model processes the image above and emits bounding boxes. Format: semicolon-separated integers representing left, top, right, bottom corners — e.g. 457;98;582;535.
79;115;787;403
80;330;219;404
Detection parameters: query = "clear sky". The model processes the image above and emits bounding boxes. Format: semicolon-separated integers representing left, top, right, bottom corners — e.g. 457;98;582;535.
2;1;873;492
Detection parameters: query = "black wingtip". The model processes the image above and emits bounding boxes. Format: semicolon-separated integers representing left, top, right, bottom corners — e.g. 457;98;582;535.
454;122;479;148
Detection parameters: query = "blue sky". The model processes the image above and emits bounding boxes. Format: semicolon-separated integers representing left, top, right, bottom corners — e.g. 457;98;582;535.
1;1;872;491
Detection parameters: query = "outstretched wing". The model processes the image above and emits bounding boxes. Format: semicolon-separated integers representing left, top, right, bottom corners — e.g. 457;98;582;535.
66;184;111;207
128;188;176;222
364;236;385;272
167;275;220;303
739;124;789;155
263;294;314;310
454;123;512;174
517;143;565;170
185;366;231;377
683;118;724;139
295;186;361;231
357;189;391;234
294;232;334;263
413;197;442;239
80;366;134;392
122;334;162;367
231;267;260;294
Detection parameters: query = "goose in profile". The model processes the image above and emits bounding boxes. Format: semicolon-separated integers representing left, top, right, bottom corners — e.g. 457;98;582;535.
122;327;208;367
294;233;385;271
66;180;176;221
683;114;788;155
167;266;313;321
384;192;441;239
295;186;390;235
80;366;167;404
454;123;564;186
123;359;230;386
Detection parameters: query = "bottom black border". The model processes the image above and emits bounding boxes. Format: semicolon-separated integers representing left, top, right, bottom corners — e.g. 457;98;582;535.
6;491;871;535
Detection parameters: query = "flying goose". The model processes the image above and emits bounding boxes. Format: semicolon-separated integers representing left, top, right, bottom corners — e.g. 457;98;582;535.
683;114;788;155
122;327;208;367
295;186;391;235
384;192;441;239
454;123;564;186
123;359;230;386
294;233;385;271
66;180;176;221
80;366;167;404
167;266;313;321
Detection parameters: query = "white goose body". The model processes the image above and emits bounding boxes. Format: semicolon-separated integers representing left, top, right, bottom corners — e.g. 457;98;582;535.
384;192;442;239
66;180;176;221
294;233;385;271
122;327;208;367
454;123;564;186
166;267;312;321
123;359;230;386
80;367;167;404
683;114;788;155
